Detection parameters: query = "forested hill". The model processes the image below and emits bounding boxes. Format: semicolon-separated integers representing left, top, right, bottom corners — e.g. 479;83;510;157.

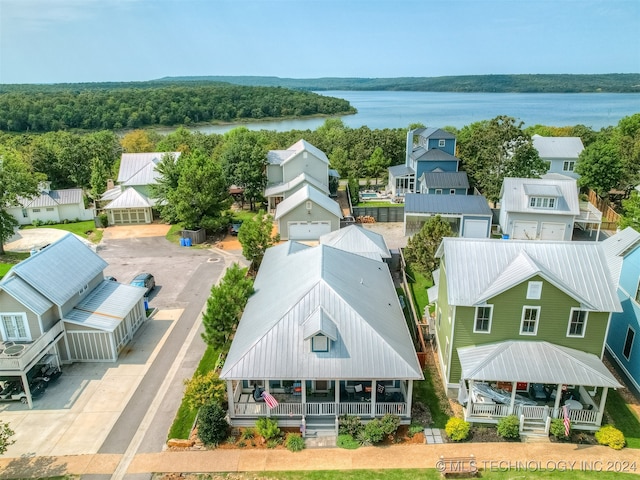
156;74;640;93
0;83;355;132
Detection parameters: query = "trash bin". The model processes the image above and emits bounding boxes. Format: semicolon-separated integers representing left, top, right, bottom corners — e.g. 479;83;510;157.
180;237;186;246
185;237;192;247
144;297;149;310
502;234;510;240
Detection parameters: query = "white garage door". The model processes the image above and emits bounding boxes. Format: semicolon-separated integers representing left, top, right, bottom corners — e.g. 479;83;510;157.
289;221;331;240
540;222;566;240
463;219;490;238
112;208;148;225
512;221;538;240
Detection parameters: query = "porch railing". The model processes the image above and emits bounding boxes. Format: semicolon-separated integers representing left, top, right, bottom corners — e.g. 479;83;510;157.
376;402;408;416
0;321;64;372
469;403;509;417
552;407;598;424
233;400;409;418
517;405;548;419
306;402;336;416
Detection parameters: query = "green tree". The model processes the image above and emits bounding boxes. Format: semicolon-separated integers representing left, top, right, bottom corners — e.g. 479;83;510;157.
150;152;182;223
0;420;15;455
197;402;229;446
365;146;390;186
620;191;640;231
120;129;157;153
403;215;453;275
0;147;45;255
575;138;622;196
201;263;254;348
169;150;232;232
457;115;547;204
237;211;280;271
90;157;109;199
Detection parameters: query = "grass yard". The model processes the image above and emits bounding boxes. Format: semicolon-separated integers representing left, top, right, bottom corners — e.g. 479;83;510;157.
22;220;103;243
413;362;452;429
605;389;640;449
404;262;432;317
0;251;30;279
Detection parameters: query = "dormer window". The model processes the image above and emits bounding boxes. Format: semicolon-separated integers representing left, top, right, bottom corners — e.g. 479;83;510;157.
311;334;329;352
438;139;446;147
78;284;89;296
303;306;338;354
529;196;556;209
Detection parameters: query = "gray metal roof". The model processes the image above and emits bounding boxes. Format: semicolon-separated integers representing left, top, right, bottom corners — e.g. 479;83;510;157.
220;243;423;380
405;194;492;216
411;147;459;163
0;276;54;315
458;340;621;388
532;135;584;159
18;188;84;208
436;237;622;311
388;164;414;177
2;234;107;307
319;225;391;260
267;139;329;166
265;172;329;197
275;185;342;220
103;187;153;209
602;227;640;286
64;280;145;331
117;152;180;185
414;127;456;140
420;172;469;189
500;177;580;216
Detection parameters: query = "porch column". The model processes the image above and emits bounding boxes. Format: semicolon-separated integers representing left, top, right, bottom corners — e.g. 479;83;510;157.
597;387;609;425
508;381;517;415
265;381;271;418
553;383;562;414
301;380;307;406
227;380;235;419
334;379;339;405
21;372;33;409
406;380;413;418
467;379;475;420
371;380;377;418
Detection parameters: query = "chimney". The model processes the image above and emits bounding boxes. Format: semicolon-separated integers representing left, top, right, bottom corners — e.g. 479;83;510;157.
106;179;115;191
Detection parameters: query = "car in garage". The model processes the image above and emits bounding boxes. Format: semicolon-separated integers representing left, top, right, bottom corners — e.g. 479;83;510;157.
130;273;155;295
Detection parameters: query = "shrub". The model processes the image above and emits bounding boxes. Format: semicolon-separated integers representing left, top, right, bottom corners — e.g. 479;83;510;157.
255;418;281;441
363;419;385;444
380;414;401;436
240;428;255;440
445;417;470;442
197;402;229;446
98;213;109;228
408;423;424;438
550;419;570;440
339;415;363;438
32;219;43;227
497;415;520;440
336;434;360;449
356;429;372;447
285;433;305;452
595;425;626;450
267;438;281;449
183;371;226;410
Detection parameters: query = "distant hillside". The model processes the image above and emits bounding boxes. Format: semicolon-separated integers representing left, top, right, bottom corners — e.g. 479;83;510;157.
156;74;640;93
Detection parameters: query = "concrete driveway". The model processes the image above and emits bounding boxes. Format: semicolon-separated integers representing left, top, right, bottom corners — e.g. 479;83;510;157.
4;228;95;252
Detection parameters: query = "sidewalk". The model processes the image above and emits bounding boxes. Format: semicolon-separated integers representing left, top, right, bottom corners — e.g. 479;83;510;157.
1;442;639;478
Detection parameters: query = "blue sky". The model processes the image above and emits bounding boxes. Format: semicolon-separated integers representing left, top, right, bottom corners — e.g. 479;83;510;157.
0;0;638;84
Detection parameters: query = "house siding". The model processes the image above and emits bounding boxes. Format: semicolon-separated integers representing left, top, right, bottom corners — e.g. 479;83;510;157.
546;159;580;179
449;275;610;384
415;161;458;180
0;290;42;338
282;153;328;188
267;164;283;184
435;261;453;383
278;202;340;240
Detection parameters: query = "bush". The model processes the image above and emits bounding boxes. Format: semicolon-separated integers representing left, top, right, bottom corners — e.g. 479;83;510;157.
356;429;372;447
285;433;305;452
197;402;229;446
31;219;43;227
267;438;281;449
363;419;385;444
380;414;401;436
550;419;570;440
336;434;360;449
408;423;424;438
339;415;363;438
240;428;255;440
445;417;470;442
497;415;520;440
183;371;226;410
255;418;281;441
98;213;108;228
595;425;626;450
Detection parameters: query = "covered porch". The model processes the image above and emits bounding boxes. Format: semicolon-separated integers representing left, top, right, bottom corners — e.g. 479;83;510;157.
457;341;622;434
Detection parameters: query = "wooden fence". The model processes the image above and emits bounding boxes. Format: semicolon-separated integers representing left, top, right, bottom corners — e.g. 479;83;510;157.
352;206;405;222
587;189;621;230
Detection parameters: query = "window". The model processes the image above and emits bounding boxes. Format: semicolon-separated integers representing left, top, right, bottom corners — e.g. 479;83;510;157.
438;139;446;147
435;189;443;195
1;313;31;341
474;306;493;333
529;197;556;209
450;189;456;195
520;306;540;335
312;334;329;352
527;281;543;300
567;309;588;337
21;209;28;218
563;161;575;172
623;327;635;360
32;208;41;213
46;207;54;212
78;284;89;296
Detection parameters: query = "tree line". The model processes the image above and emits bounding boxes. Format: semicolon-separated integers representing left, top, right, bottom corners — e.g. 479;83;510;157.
0;84;356;132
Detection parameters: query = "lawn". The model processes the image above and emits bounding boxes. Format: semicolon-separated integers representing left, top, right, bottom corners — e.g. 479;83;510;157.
412;362;451;429
0;251;30;279
605;389;640;449
22;220;103;243
404;262;432;317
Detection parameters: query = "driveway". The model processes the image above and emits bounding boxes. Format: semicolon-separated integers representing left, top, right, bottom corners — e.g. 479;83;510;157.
4;228;94;252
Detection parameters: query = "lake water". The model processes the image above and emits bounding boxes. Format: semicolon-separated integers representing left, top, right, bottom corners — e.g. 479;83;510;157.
187;91;640;134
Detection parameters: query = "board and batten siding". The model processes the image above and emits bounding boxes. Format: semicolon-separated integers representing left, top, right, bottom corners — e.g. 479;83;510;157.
434;260;454;383
282;152;328;188
448;274;610;385
0;290;43;338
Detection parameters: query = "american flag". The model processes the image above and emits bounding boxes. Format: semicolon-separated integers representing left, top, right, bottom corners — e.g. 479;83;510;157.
261;391;279;409
563;405;571;437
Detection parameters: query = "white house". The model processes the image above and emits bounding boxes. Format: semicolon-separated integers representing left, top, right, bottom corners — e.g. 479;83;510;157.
532;134;584;179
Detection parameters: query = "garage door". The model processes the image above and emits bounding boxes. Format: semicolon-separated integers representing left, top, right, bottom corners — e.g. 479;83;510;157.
540;222;566;241
512;221;538;240
463;219;490;238
289;221;331;240
112;208;148;225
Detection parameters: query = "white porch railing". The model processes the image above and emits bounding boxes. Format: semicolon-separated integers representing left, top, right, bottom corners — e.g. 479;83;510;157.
0;321;64;372
306;402;336;416
376;402;408;416
232;400;409;418
469;403;509;417
517;405;548;419
271;403;304;416
552;407;598;424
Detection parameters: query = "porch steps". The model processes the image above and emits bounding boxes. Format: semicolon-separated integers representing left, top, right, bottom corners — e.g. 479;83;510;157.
520;418;549;441
305;416;338;441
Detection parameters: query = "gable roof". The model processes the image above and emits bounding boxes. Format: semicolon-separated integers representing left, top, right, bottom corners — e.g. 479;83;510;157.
602;227;640;286
275;185;342;220
405;193;492;216
0;276;54;315
267;139;329;166
220;243;423;380
500;177;580;216
414;127;456;141
532;135;584;159
103;187;153;209
411;147;460;163
117;152;180;186
436;237;621;311
320;225;391;260
17;188;84;208
265;172;329;197
1;234;107;307
420;172;470;189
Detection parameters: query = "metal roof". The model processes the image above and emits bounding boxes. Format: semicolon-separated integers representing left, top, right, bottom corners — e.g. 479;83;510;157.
500;177;580;216
64;281;145;331
2;234;107;307
302;307;338;341
420;172;470;189
532;135;584;159
117;152;180;185
436;237;622;311
458;340;621;388
411;147;459;163
0;276;54;315
267;139;329;166
220;243;423;380
602;227;640;286
319;225;391;260
103;187;153;209
405;194;492;216
275;185;342;220
414;127;456;140
265;172;329;197
388;164;414;177
18;188;84;208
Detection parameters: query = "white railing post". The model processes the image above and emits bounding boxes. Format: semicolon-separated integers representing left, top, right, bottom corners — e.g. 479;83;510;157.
519;414;525;433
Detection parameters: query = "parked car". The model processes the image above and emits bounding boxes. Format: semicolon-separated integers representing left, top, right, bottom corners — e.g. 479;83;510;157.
105;276;117;282
230;220;243;236
130;273;155;295
0;381;28;403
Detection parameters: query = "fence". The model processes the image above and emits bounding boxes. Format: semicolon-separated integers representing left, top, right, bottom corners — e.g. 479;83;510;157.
352;206;405;222
181;228;207;245
587;189;621;230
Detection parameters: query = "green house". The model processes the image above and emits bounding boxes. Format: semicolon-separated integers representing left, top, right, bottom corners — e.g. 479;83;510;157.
432;237;622;435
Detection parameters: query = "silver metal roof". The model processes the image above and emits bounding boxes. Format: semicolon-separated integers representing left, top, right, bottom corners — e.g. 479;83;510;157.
388;164;414;177
0;276;54;315
18;188;84;208
411;147;459;163
274;185;342;219
458;340;621;388
3;234;107;307
117;152;180;185
532;135;584;159
265;172;329;197
267;139;329;166
602;227;640;286
319;225;391;260
103;187;153;209
302;307;338;341
405;194;492;216
500;177;580;216
420;172;469;189
220;243;423;380
436;237;622;311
